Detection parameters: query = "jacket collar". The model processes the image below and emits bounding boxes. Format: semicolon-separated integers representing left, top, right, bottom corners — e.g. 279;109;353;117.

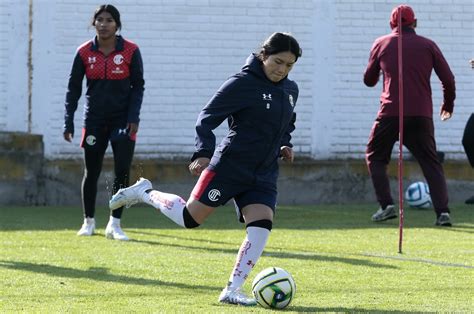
241;53;288;85
91;35;124;51
392;26;416;35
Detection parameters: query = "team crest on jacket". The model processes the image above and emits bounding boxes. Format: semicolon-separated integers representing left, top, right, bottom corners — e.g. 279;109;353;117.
113;54;124;65
86;135;96;146
289;94;294;107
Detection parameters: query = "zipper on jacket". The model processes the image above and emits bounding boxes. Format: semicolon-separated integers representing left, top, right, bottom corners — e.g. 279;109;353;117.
104;56;108;79
255;89;287;171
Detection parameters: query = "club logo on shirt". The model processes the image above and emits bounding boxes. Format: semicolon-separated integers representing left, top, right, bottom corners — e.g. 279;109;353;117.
208;189;221;202
262;93;272;100
113;54;124;65
86;135;96;146
289;94;294;107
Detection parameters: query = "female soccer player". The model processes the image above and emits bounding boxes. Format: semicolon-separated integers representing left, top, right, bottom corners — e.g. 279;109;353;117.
63;4;145;240
109;32;301;305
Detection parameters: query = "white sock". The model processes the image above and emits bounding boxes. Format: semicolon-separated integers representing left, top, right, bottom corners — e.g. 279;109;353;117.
228;226;270;289
108;216;120;226
144;190;187;228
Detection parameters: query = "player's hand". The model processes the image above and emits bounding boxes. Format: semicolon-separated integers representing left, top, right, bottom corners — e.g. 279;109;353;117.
280;146;294;163
63;132;73;142
127;123;139;135
189;157;210;176
440;110;452;121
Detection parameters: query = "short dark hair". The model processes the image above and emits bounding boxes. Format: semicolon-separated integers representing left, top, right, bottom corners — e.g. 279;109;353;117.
258;32;302;62
91;4;122;31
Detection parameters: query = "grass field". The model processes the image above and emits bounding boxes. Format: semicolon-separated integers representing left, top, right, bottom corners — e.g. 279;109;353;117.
0;204;472;313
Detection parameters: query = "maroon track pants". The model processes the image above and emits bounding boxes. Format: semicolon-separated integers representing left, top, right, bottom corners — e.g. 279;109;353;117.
365;116;449;215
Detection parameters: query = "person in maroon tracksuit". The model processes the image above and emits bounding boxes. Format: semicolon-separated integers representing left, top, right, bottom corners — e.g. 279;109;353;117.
63;4;145;240
363;5;456;226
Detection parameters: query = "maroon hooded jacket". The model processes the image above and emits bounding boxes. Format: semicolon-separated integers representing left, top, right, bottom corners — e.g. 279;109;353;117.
364;27;456;118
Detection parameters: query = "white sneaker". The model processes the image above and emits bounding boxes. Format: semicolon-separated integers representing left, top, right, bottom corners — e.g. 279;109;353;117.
105;223;129;241
109;178;152;210
218;286;257;306
77;217;95;236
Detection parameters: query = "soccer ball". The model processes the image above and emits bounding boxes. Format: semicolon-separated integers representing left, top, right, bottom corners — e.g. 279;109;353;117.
405;181;432;209
252;267;296;309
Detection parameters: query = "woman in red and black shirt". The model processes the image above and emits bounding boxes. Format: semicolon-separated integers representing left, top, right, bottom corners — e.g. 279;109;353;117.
63;4;144;240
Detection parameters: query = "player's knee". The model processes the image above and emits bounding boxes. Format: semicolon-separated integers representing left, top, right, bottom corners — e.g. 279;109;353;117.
83;169;100;181
246;219;272;231
183;207;200;229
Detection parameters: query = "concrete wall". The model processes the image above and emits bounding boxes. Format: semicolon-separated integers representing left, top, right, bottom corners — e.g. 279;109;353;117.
0;131;45;205
13;156;474;206
1;132;473;206
0;0;472;161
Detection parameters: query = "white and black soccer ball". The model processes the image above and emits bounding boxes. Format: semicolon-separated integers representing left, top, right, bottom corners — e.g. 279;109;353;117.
405;181;432;209
252;267;296;309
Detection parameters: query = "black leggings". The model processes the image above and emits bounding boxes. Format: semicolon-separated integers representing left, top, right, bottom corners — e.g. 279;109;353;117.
462;113;474;167
82;139;135;219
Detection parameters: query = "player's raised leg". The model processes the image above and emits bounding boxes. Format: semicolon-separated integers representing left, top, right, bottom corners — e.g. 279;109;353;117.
109;177;208;228
109;177;152;210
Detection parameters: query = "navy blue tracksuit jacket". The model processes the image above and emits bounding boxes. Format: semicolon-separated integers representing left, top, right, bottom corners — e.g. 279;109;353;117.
192;54;299;184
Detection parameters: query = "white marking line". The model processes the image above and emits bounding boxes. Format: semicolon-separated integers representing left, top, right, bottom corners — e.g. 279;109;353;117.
362;253;474;269
264;250;473;269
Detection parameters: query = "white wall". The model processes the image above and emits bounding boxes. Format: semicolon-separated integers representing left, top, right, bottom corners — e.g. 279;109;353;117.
0;0;30;132
318;0;474;159
0;0;7;130
0;0;472;160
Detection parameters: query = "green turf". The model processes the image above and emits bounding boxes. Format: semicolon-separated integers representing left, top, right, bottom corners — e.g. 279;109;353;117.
0;204;472;312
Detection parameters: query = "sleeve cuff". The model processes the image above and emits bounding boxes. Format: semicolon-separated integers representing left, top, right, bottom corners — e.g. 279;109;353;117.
191;150;213;162
441;103;453;114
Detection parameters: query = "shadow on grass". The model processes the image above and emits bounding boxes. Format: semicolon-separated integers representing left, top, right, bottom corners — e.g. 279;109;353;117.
0;205;472;231
0;260;220;291
129;237;397;269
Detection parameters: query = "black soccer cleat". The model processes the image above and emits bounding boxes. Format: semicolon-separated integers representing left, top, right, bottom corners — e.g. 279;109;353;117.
371;205;397;222
435;213;452;227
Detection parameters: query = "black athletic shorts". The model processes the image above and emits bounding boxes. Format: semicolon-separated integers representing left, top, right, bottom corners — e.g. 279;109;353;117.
190;168;277;222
